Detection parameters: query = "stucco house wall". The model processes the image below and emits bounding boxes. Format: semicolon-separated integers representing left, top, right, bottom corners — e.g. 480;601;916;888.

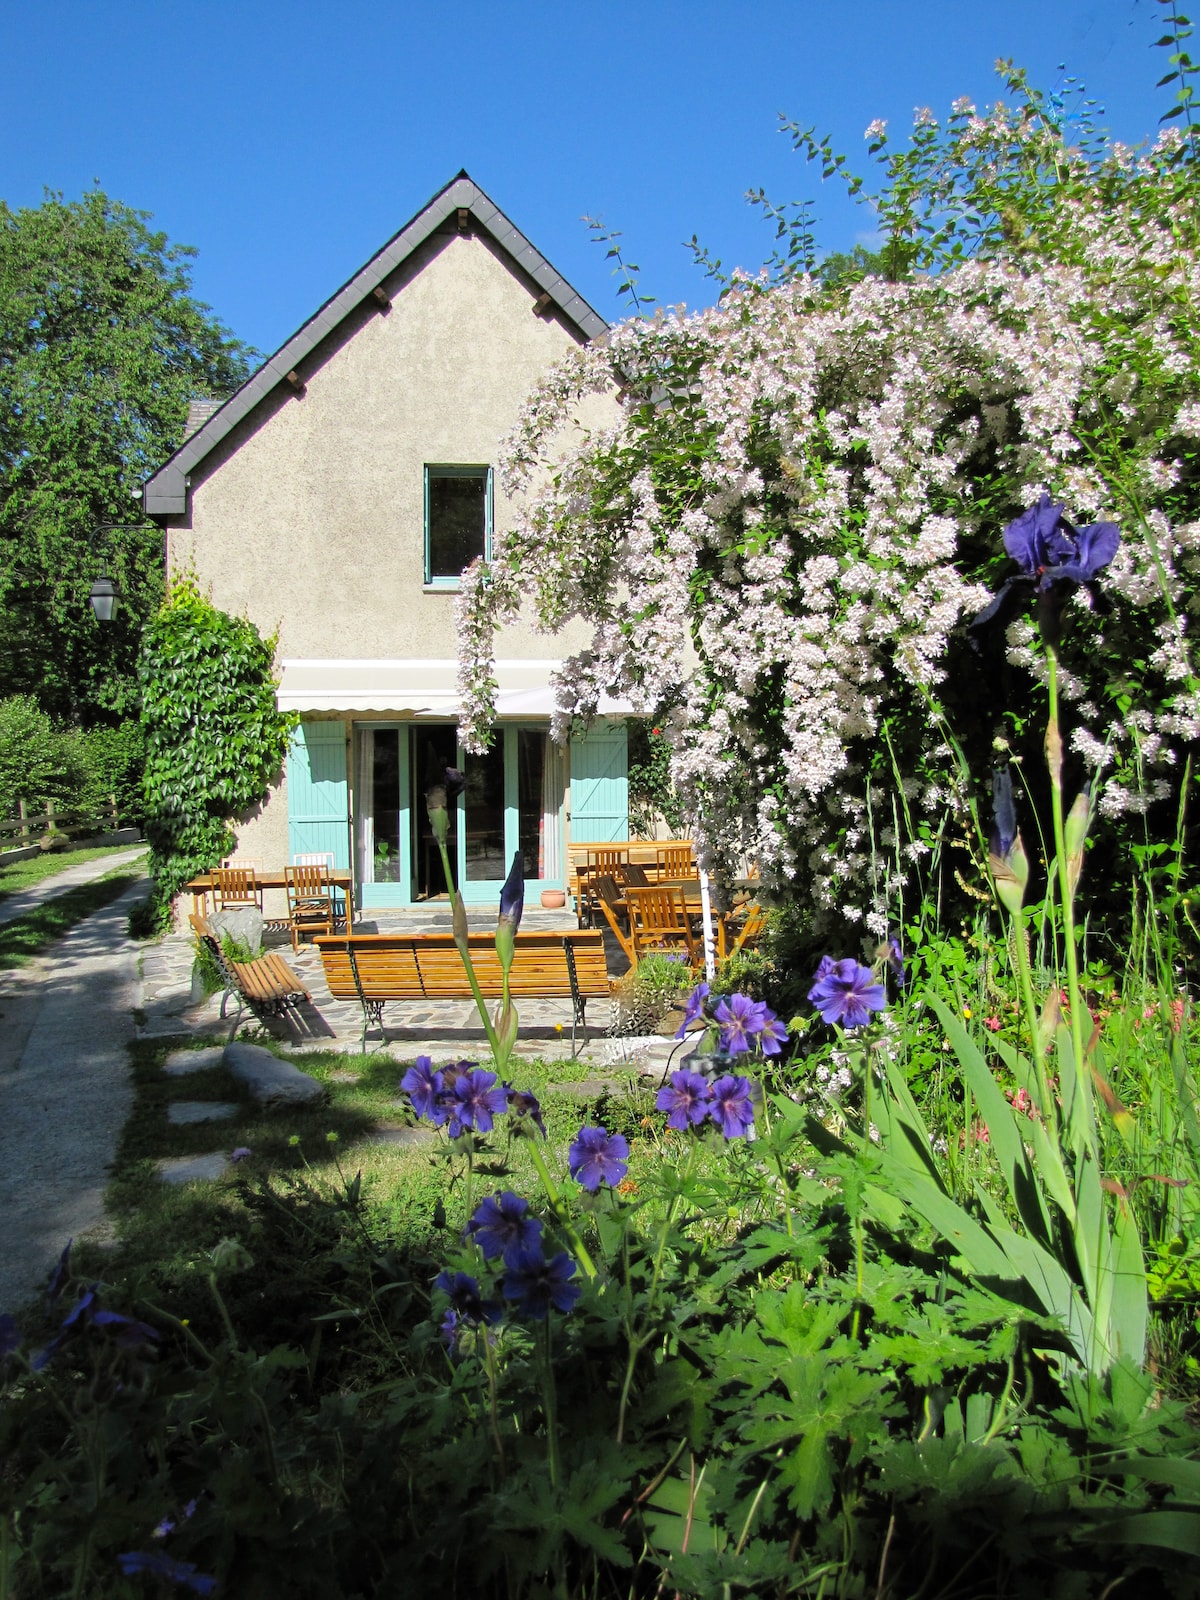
144;175;630;917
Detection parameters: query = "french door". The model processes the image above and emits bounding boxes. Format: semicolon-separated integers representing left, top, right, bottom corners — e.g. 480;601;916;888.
355;724;563;907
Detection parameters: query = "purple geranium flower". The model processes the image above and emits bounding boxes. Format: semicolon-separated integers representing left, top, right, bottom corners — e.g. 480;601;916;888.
448;1068;507;1137
713;993;770;1055
117;1552;216;1595
674;982;710;1039
401;1056;445;1123
229;1146;252;1163
505;1086;546;1137
1003;495;1120;590
808;957;886;1029
708;1074;756;1139
433;1269;499;1347
568;1125;629;1191
755;1004;788;1056
465;1192;543;1264
656;1069;713;1130
501;1246;582;1319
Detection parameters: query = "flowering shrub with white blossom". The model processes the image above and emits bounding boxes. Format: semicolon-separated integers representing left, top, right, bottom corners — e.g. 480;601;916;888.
457;69;1200;938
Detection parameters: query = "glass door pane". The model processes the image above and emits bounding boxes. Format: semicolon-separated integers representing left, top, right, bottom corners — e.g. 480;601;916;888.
411;728;459;898
462;741;506;882
371;730;402;883
517;730;545;878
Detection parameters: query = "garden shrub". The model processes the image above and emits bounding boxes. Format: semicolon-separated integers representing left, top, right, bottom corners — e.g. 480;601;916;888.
138;578;294;930
457;64;1200;958
0;694;144;829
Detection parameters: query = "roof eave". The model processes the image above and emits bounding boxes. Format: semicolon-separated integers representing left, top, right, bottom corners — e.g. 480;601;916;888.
142;172;609;518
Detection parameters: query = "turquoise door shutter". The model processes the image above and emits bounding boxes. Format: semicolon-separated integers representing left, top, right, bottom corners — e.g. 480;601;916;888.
287;720;350;868
569;722;628;842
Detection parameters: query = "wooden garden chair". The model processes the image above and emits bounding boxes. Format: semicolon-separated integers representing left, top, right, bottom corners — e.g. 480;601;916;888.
593;874;635;965
620;861;650;888
213;864;262;913
625;884;698;967
285;861;335;951
656;843;696;879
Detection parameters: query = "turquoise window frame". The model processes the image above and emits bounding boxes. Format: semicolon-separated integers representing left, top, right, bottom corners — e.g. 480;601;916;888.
424;464;493;587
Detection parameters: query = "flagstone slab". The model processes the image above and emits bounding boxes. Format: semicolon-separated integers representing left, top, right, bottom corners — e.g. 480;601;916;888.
163;1046;227;1076
156;1153;231;1185
167;1101;240;1126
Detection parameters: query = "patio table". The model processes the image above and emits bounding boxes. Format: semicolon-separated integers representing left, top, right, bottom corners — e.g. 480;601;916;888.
185;869;354;925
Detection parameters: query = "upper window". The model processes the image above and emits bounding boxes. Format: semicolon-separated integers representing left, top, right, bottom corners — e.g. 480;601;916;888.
425;465;492;585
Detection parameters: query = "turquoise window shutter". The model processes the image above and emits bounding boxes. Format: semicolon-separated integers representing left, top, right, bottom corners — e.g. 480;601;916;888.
569;722;628;842
287;720;350;868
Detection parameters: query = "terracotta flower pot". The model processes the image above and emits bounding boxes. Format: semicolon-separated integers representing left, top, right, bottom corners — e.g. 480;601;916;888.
540;889;567;909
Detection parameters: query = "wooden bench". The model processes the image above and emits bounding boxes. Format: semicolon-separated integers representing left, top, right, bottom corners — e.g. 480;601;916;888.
190;915;312;1037
314;930;612;1053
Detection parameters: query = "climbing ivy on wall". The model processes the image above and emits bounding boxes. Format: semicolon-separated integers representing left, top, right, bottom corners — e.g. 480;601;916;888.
137;578;295;930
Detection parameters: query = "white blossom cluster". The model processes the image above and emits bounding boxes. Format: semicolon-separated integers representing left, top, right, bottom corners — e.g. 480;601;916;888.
457;100;1200;931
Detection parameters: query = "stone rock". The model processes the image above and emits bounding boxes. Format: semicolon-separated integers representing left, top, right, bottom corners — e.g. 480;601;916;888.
370;1124;438;1148
156;1153;230;1185
208;908;265;956
560;1078;633;1099
163;1045;227;1077
167;1101;240;1125
224;1041;326;1107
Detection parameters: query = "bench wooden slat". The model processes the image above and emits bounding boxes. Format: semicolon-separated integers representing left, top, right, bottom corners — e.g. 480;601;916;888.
315;930;612;1052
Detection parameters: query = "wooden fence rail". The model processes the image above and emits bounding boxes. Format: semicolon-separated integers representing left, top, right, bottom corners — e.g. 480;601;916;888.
0;796;133;846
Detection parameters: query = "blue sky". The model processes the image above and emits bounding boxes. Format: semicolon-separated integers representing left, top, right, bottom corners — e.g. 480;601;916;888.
1;1;1169;359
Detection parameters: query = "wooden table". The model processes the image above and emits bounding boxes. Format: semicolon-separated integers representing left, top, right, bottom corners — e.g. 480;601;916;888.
186;869;353;924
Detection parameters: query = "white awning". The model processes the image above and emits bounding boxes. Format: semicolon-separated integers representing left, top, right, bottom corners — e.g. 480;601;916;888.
276;658;635;718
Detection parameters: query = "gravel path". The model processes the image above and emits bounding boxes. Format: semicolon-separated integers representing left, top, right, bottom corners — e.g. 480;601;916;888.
0;873;148;1311
0;846;148;928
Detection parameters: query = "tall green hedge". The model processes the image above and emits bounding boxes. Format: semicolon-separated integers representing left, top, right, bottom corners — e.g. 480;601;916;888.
138;579;294;928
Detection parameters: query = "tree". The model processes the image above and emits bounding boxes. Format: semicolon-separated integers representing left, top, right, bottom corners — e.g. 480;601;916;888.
0;189;254;723
458;61;1200;946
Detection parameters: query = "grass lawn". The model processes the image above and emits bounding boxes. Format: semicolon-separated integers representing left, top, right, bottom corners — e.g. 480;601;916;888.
0;842;146;900
0;870;147;970
78;1035;654;1314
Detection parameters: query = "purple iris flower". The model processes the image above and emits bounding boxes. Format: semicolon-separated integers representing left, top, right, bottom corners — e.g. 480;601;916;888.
498;852;525;932
674;982;711;1038
886;937;905;989
713;993;770;1055
117;1552;216;1595
424;765;467;812
465;1192;544;1264
448;1068;508;1137
656;1069;713;1130
970;496;1120;647
991;767;1019;858
568;1125;629;1191
808;957;886;1028
708;1074;756;1139
401;1056;446;1123
501;1246;582;1319
505;1086;546;1137
1004;495;1120;590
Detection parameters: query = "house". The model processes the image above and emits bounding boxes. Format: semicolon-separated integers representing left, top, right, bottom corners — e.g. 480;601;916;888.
141;173;631;914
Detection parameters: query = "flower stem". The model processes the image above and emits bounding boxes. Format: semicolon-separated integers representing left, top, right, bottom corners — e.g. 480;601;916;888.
526;1137;597;1280
1045;644;1090;1087
435;835;502;1061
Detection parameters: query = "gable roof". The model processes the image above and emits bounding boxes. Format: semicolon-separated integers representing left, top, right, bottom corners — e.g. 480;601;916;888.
142;171;608;518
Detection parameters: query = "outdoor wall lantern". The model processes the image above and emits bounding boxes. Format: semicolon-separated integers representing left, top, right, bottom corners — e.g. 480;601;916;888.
87;521;155;623
89;566;118;622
